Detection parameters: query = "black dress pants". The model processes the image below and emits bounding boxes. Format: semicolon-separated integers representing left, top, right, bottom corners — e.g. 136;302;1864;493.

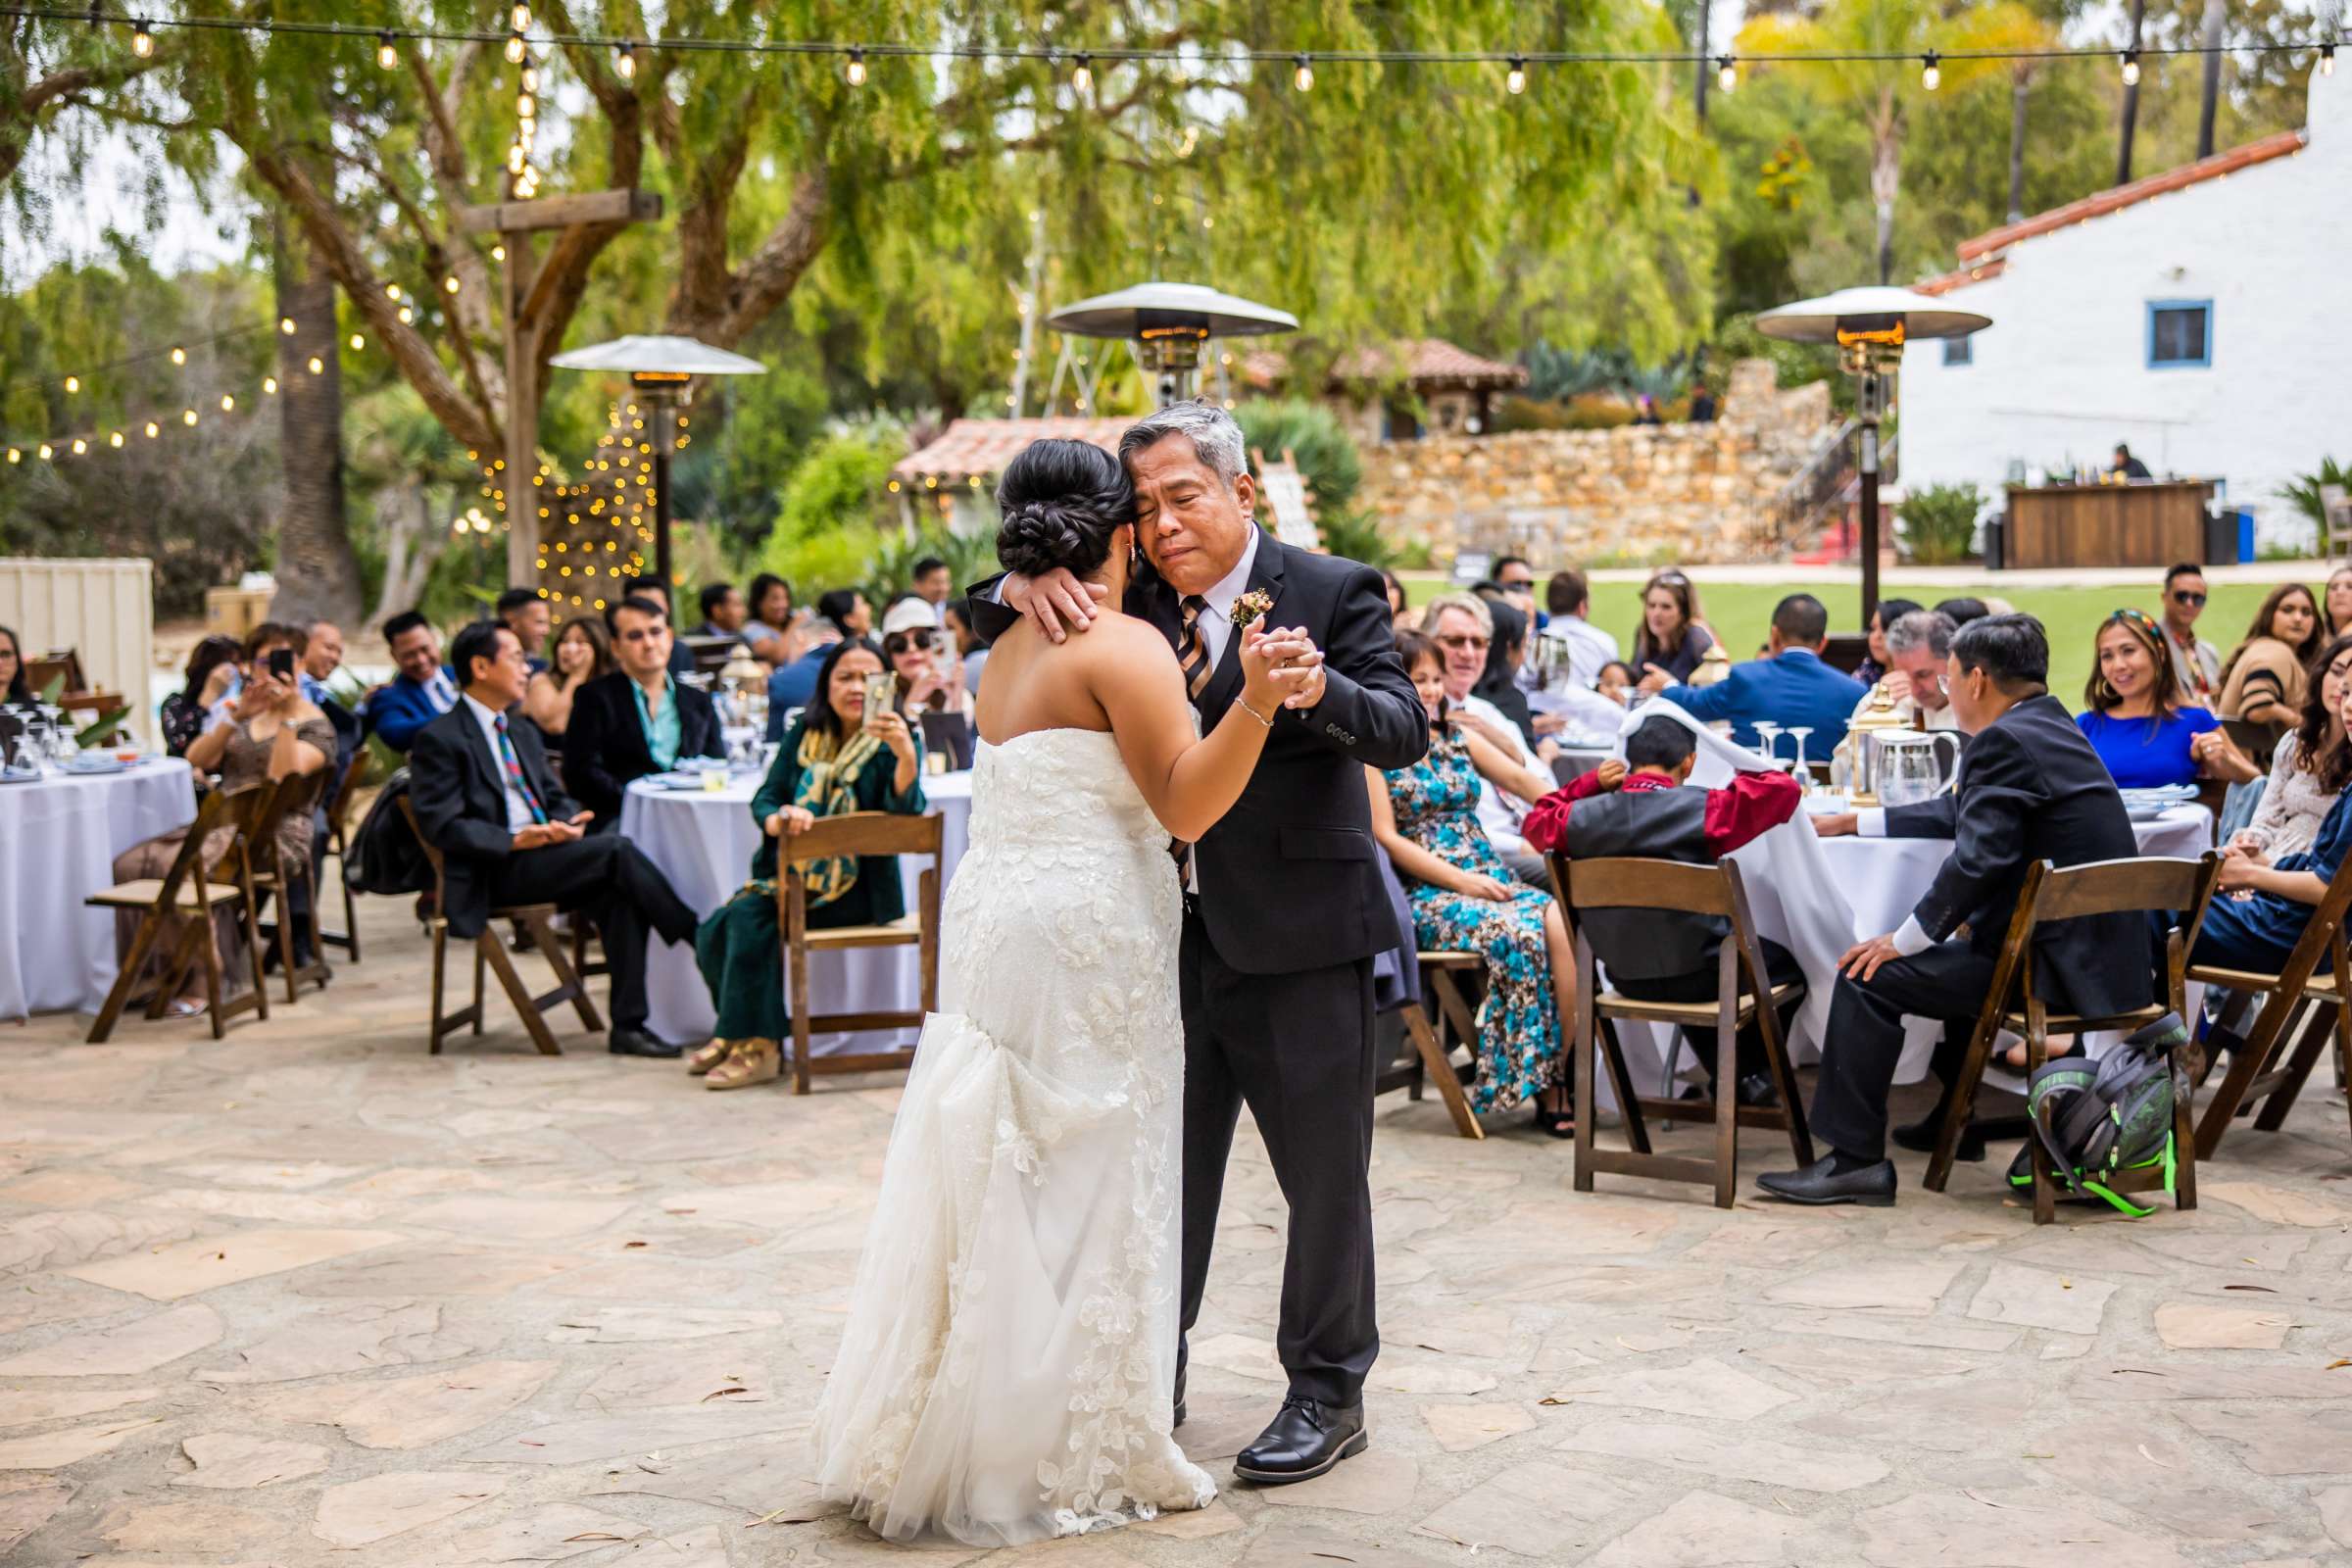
485;835;698;1033
1807;941;1992;1162
1613;937;1806;1085
1176;905;1379;1408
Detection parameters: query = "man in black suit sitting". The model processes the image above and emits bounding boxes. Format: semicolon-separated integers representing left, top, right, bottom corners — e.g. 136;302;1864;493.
409;621;703;1058
1758;613;2147;1205
562;594;724;827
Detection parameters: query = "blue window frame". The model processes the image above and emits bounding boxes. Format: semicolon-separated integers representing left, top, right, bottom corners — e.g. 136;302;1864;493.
1942;333;1973;367
2147;300;2212;368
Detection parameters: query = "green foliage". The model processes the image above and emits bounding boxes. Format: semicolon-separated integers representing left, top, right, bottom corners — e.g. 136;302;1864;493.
1900;482;1984;564
864;525;998;606
760;422;906;598
2278;459;2352;531
1235;400;1364;514
1314;510;1402;571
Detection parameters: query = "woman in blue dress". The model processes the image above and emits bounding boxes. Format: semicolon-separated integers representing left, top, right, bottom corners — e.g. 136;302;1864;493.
1367;632;1576;1134
2076;609;2256;789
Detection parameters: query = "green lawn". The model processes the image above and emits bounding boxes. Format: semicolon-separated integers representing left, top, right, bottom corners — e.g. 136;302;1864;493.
1401;575;2282;706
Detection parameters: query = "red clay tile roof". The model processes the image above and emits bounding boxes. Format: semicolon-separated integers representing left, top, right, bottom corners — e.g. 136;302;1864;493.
891;416;1132;481
1953;127;2306;264
1914;257;2006;296
1242;339;1528;391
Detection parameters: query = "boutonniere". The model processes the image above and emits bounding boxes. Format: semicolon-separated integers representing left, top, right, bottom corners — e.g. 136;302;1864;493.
1230;588;1276;630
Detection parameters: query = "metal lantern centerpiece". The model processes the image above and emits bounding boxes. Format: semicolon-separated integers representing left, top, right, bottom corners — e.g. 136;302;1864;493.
1753;286;1990;620
548;334;765;594
1047;281;1298;406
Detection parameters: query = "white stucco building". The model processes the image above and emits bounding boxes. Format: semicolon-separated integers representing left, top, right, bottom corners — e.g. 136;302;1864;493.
1900;64;2349;550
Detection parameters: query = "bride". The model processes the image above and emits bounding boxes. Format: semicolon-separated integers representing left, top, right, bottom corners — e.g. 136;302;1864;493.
811;437;1309;1545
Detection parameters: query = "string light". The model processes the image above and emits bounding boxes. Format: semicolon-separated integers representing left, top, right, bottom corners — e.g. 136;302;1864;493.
1072;53;1092;93
1506;56;1526;94
263;376;277;394
279;317;296;334
2121;48;2140;85
180;409;196;425
63;375;78;393
348;333;366;351
169;345;186;366
130;17;152;56
219;393;234;411
70;437;86;455
505;29;526;65
1717;55;1737;92
308;356;324;374
2324;43;2336;77
1921;50;1939;90
6;449;17;464
143;421;157;438
108;430;122;447
844;46;863;84
37;444;52;461
614;39;637;79
444;274;461;294
376;31;397;70
398;305;414;323
1293;53;1313;91
510;4;531;30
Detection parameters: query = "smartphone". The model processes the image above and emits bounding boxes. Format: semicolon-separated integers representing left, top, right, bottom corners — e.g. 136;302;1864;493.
863;671;899;722
268;648;296;682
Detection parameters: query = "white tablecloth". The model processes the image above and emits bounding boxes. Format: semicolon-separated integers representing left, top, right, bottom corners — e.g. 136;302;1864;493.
0;760;197;1020
620;769;974;1049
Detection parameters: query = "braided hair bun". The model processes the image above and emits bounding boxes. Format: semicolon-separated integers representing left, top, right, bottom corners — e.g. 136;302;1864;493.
995;438;1133;580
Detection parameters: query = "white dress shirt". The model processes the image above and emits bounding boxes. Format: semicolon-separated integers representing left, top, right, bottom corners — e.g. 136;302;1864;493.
463;692;539;833
1459;691;1544;855
1186;525;1263;671
1540;615;1621;690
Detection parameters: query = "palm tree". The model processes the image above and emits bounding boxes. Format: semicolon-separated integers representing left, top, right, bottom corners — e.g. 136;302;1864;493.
1738;0;2059;282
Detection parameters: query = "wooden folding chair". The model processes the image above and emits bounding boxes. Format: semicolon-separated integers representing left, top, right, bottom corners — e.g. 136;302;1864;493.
1553;854;1812;1209
248;770;333;1003
317;749;368;960
1925;853;2220;1223
84;786;271;1042
395;797;602;1055
777;811;944;1094
1373;952;1487;1140
2185;850;2352;1159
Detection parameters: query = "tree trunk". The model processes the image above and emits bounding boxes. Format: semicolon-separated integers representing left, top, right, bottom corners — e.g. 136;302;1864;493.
1871;93;1900;285
363;480;448;636
2196;0;2227;158
1693;0;1712;128
2007;71;2031;222
270;222;364;627
2117;0;2148;185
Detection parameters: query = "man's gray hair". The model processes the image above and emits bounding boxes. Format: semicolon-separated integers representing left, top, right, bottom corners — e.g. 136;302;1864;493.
1117;399;1248;488
1421;591;1494;639
1886;609;1957;660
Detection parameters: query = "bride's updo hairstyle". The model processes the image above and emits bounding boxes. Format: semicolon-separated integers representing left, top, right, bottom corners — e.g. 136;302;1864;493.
995;438;1134;580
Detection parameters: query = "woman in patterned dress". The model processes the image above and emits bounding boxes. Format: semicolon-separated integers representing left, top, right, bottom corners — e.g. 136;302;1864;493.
1367;631;1577;1134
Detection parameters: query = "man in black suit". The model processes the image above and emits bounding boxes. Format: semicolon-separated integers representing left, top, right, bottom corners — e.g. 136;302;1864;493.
562;595;724;826
974;400;1427;1486
409;621;703;1059
1757;613;2147;1204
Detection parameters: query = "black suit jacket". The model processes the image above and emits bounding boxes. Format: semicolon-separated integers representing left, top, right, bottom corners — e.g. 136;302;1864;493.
972;528;1429;974
410;702;582;939
1886;692;2150;1018
560;671;723;824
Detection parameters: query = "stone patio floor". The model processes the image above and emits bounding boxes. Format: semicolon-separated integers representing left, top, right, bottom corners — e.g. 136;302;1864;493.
4;896;2351;1567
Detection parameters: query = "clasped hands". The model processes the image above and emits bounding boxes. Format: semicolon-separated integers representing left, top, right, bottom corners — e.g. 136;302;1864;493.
1009;567;1328;710
512;809;593;850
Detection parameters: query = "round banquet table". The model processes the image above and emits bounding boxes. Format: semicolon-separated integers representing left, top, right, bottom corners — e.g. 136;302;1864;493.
0;759;199;1020
620;768;975;1050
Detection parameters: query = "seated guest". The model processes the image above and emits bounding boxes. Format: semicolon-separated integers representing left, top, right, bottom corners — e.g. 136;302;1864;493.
1423;592;1552;885
943;598;988;697
522;613;614;741
1846;610;1961;733
882;597;970;768
2327;565;2352;640
767;589;867;728
694;581;751;645
1659;593;1867;755
2077;609;2255;789
300;619;357;753
1380;568;1413;630
116;622;334;1015
1595;661;1635;708
2234;633;2352;861
1760;615;2149;1205
2219;583;2323;728
160;635;242;758
1367;631;1576;1134
2192;709;2352;978
496;588;552;675
0;623;25;709
1932;596;1989;630
410;622;701;1058
1852;598;1922;688
610;576;697;677
741;573;801;666
1523;713;1805;1106
2161;563;2224;707
562;595;723;825
1537;568;1619;690
692;640;926;1090
363;611;459;754
1473;598;1543;752
1631;570;1716;695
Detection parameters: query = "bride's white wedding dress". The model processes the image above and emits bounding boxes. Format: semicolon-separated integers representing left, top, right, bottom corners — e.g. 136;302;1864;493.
811;727;1216;1545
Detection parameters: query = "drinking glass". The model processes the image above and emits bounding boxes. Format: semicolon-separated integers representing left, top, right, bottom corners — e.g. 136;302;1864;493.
1787;727;1815;785
1753;721;1783;766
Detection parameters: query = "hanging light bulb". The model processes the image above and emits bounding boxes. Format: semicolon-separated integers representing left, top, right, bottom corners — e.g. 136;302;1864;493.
1073;53;1093;93
492;243;506;262
2121;48;2140;86
615;40;637;79
1293;53;1313;91
510;4;531;30
1717;55;1738;92
308;356;324;374
1921;50;1940;90
1506;57;1526;95
443;274;461;294
109;430;123;448
521;65;539;94
37;444;52;461
376;31;397;70
131;19;154;57
143;421;158;438
280;316;296;334
515;91;536;120
2324;43;2336;77
263;375;277;395
220;393;235;412
349;332;366;351
63;375;78;394
170;345;186;366
6;449;17;464
71;437;86;455
507;142;528;173
181;409;197;426
398;304;414;323
505;30;527;66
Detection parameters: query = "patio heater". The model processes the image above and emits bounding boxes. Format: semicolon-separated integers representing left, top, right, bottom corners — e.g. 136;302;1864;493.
548;334;765;595
1754;286;1990;621
1047;281;1297;407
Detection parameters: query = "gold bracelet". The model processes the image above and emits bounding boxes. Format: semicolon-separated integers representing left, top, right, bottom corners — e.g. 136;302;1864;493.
1233;696;1276;728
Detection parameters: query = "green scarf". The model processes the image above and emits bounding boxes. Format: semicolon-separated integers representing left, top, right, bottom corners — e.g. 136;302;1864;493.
790;722;883;907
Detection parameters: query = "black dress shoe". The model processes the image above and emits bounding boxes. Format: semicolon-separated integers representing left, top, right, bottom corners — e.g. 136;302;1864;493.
1893;1113;1984;1162
1736;1072;1779;1109
1755;1152;1897;1206
609;1029;684;1059
1235;1396;1367;1485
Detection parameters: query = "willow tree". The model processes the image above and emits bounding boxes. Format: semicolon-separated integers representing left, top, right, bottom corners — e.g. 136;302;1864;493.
1738;0;2056;285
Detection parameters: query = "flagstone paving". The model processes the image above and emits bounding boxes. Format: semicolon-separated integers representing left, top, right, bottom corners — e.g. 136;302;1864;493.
4;897;2352;1566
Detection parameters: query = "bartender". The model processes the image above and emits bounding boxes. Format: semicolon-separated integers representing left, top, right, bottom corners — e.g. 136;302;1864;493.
2109;442;2153;480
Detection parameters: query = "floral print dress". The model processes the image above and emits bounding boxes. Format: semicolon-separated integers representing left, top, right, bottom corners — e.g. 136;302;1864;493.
1384;735;1562;1112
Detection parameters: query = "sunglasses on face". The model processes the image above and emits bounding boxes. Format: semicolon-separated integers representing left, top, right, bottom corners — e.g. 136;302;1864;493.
2171;590;2207;606
886;632;936;654
1434;634;1490;652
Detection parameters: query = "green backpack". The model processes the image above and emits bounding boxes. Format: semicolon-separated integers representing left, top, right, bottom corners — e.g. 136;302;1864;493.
2004;1012;2186;1218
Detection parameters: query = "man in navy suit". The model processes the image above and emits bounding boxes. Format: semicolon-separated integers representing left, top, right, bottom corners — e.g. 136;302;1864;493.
1660;593;1866;755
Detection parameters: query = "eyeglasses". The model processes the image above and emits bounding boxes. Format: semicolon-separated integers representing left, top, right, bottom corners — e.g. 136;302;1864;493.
2170;590;2207;606
1434;634;1491;652
614;626;666;644
885;631;937;654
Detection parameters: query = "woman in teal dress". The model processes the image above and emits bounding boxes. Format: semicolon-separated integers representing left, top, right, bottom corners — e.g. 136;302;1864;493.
1366;632;1578;1133
693;640;926;1089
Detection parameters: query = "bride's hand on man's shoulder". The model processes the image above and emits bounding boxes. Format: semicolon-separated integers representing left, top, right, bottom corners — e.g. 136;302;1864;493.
1005;568;1112;644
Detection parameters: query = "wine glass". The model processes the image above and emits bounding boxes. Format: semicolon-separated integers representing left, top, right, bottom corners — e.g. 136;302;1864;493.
1753;720;1784;768
1788;726;1815;788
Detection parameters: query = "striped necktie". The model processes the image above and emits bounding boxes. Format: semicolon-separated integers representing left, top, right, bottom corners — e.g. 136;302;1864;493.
1177;595;1213;706
493;712;548;826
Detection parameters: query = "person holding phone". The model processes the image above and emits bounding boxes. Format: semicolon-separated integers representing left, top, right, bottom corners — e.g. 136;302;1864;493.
115;620;334;1015
690;639;927;1090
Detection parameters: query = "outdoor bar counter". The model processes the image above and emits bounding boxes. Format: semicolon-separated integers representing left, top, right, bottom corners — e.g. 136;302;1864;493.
2001;478;2217;568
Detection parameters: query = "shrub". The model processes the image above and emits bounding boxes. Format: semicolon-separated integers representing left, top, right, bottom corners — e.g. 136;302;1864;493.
1900;482;1984;564
1315;508;1401;570
1235;399;1364;513
1564;393;1635;430
2279;458;2351;534
760;423;904;596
